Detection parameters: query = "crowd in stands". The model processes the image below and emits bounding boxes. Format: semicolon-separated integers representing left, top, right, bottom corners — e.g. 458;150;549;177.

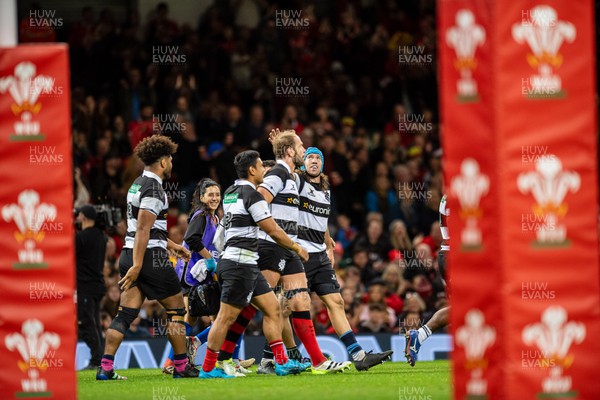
24;0;446;339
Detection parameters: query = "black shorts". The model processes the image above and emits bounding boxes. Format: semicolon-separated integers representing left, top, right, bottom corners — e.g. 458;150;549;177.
257;240;305;276
217;259;272;307
304;251;340;296
119;248;182;301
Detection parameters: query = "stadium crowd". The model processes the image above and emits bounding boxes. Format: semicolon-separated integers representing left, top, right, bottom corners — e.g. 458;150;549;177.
25;0;446;340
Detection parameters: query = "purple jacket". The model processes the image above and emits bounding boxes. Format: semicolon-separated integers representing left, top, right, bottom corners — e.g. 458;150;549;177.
175;210;219;287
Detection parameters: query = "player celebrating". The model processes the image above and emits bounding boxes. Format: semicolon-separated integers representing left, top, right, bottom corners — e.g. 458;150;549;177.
97;135;198;380
405;193;450;366
199;150;310;378
296;147;394;370
256;131;350;374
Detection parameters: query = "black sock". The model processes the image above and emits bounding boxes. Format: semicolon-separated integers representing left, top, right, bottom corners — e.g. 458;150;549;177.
287;346;302;361
262;341;274;360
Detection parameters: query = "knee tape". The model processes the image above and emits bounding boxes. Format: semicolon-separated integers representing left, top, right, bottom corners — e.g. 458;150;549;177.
109;307;139;334
284;287;308;300
166;307;186;325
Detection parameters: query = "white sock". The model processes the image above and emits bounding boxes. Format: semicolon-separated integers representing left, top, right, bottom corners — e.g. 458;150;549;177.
352;350;366;361
417;325;432;343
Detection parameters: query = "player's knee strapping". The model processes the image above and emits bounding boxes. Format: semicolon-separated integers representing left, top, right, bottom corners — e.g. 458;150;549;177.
166;307;187;326
284;287;308;300
109;306;140;334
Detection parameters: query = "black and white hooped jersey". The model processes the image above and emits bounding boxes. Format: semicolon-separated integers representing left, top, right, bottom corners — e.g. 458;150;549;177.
439;194;450;251
297;175;331;253
258;160;299;243
124;170;169;250
221;180;271;265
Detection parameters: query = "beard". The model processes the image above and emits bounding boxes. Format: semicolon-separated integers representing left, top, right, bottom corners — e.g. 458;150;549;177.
163;166;172;180
293;153;304;168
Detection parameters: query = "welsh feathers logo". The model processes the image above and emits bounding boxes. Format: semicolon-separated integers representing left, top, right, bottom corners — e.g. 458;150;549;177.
456;309;496;399
446;9;486;102
517;155;579;248
450;158;489;251
512;6;576;99
0;61;54;141
522;306;585;398
2;189;57;269
5;319;61;397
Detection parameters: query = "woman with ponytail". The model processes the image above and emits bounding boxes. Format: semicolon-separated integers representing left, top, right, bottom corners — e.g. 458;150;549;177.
163;178;221;373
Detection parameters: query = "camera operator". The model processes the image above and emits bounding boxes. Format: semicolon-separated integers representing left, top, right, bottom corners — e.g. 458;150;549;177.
75;205;107;370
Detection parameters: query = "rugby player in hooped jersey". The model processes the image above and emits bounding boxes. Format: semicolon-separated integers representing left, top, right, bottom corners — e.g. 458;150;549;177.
295;146;394;371
404;193;450;367
97;135;197;380
256;130;352;374
199;150;311;378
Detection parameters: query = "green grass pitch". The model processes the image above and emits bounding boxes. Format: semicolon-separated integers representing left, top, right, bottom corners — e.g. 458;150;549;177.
78;361;451;400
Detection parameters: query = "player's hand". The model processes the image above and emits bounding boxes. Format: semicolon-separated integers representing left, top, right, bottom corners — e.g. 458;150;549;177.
326;247;335;267
205;258;217;273
268;128;281;144
296;245;309;263
119;266;141;291
174;245;191;262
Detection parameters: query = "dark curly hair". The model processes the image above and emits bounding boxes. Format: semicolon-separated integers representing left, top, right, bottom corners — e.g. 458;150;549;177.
134;135;178;166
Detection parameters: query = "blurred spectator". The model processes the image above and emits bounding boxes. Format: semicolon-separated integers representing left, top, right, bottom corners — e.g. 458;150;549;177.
341;265;363;294
119;69;156;126
389;219;413;261
363;278;404;315
398;292;427;334
334;214;358;254
75;205;107;369
358;280;398;329
349;247;377;287
146;2;179;45
247;104;266;147
382;262;410;297
101;284;120;318
100;312;112;336
358;303;392;333
341;287;360;331
365;175;402;226
352;218;392;277
89;152;123;203
127;102;155;150
311;292;331;334
73;167;91;208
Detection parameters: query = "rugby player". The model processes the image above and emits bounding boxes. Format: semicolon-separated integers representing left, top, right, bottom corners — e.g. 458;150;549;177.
97;135;198;380
199;150;310;378
405;193;450;366
256;130;350;374
296;147;394;371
